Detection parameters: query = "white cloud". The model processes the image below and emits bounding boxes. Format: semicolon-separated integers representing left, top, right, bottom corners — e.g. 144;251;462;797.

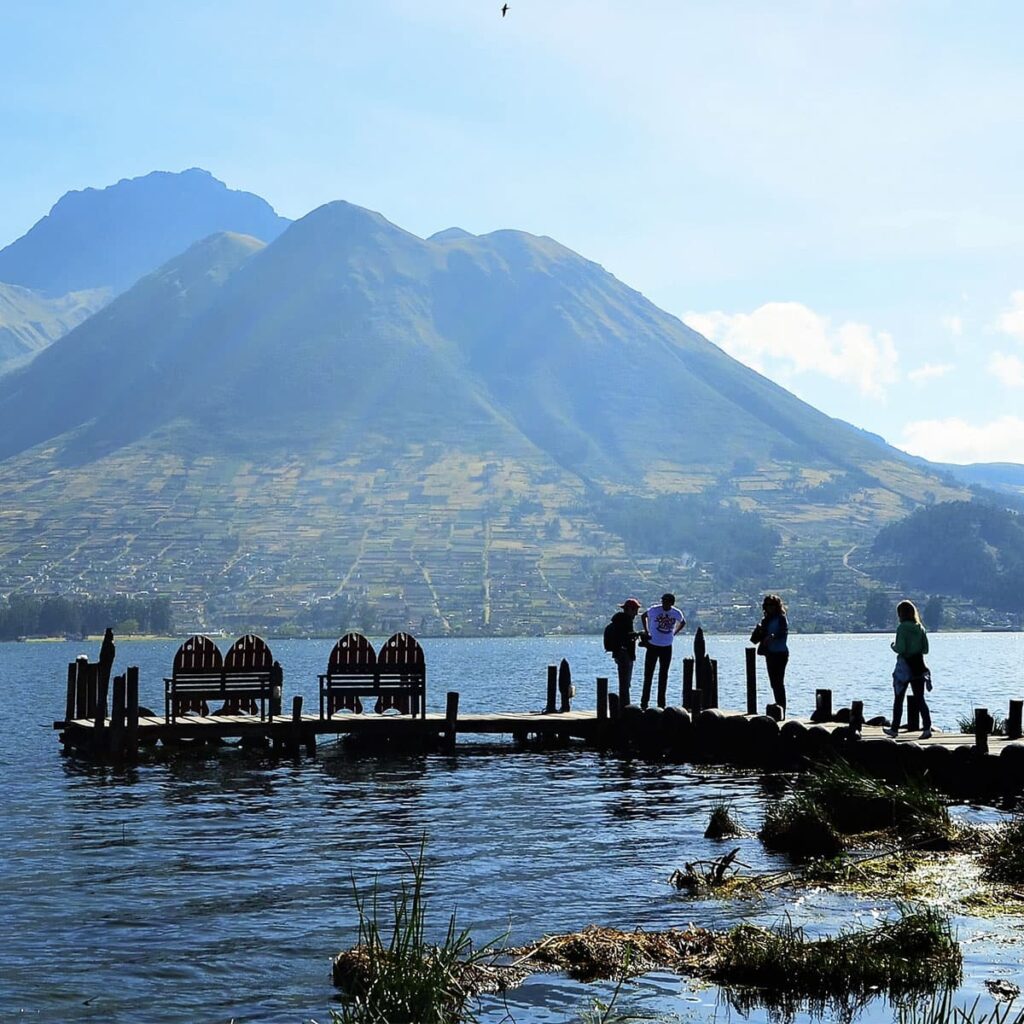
988;352;1024;387
908;362;954;383
940;315;963;336
898;416;1024;464
996;290;1024;343
685;301;899;398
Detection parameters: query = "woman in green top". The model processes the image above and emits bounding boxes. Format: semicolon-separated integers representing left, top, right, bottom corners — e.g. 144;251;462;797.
884;599;933;739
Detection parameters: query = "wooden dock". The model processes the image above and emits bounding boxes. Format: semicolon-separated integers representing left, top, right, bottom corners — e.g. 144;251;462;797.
52;639;1024;805
55;707;603;755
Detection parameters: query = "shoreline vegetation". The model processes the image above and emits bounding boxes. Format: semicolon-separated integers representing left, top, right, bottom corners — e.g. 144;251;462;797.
331;760;1024;1023
7;627;1023;643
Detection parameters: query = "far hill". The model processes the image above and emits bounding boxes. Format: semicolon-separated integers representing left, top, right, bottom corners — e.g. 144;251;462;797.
865;501;1024;611
0;168;289;297
0;281;108;367
0;196;971;634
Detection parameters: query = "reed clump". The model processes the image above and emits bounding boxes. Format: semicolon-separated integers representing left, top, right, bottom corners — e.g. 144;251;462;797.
711;904;961;1016
704;802;744;838
958;711;1007;736
759;794;843;859
898;989;1024;1024
331;844;508;1024
981;816;1024;885
803;758;952;847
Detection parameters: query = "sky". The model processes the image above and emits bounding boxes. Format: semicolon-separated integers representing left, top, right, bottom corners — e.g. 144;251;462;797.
3;0;1024;465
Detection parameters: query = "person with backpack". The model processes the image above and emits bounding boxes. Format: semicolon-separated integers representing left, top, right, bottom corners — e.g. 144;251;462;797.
603;598;642;705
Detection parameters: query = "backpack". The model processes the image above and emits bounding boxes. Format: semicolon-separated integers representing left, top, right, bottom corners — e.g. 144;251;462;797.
603;620;617;653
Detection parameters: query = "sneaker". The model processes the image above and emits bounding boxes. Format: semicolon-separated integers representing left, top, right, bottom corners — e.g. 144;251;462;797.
920;729;933;739
883;727;899;738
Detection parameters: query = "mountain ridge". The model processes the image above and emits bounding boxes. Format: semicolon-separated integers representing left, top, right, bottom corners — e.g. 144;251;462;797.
0;181;987;632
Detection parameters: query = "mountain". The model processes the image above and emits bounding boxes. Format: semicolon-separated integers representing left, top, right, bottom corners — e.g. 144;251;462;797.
936;462;1024;499
866;501;1024;611
0;196;970;634
0;168;290;297
0;281;108;367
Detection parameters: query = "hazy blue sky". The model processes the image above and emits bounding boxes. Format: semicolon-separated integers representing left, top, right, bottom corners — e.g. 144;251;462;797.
4;1;1024;464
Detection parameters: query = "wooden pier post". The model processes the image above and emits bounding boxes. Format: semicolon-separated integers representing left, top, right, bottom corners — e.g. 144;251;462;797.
74;656;90;719
692;687;703;713
445;691;460;751
558;659;572;713
545;665;557;714
109;674;126;760
596;677;608;721
907;695;921;732
814;688;832;722
709;659;719;709
93;663;108;731
851;700;864;739
1008;699;1023;741
745;647;757;715
126;667;140;763
607;691;620;719
766;703;783;722
290;695;303;755
86;662;99;722
65;662;77;723
682;657;694;711
975;708;990;754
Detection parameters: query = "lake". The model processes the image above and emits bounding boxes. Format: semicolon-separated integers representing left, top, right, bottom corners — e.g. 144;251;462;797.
2;633;1023;1023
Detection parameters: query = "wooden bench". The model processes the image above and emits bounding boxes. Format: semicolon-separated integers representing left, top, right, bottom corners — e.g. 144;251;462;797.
319;632;426;720
164;634;277;723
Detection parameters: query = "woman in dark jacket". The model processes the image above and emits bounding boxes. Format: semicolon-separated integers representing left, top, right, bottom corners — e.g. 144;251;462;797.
751;594;789;713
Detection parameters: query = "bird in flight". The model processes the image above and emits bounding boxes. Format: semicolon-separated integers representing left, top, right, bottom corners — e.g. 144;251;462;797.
501;3;509;15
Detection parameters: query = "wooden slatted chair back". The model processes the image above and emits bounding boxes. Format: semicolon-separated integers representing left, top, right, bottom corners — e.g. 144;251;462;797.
376;632;425;714
324;633;376;715
173;635;223;674
219;634;273;714
225;634;273;671
171;635;223;716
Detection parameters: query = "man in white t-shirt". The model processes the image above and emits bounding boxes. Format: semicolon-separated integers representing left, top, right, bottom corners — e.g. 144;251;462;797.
640;593;686;709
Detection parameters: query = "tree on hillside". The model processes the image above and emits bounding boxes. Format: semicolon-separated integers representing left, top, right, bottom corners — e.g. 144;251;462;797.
864;590;891;629
923;595;945;631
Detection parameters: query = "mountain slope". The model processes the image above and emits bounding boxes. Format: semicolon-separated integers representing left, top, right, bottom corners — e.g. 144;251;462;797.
0;196;971;633
0;168;290;297
0;282;109;367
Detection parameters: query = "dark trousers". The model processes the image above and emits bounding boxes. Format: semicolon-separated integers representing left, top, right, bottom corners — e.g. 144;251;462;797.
641;645;673;708
765;651;788;710
892;677;931;731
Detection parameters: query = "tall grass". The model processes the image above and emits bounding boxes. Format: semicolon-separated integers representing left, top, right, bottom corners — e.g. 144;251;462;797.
898;992;1024;1024
331;842;504;1024
759;794;843;859
802;757;951;846
981;815;1024;884
715;904;961;1017
957;711;1007;736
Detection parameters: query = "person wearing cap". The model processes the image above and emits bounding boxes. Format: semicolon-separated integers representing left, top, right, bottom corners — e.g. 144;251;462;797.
640;594;686;709
606;598;642;704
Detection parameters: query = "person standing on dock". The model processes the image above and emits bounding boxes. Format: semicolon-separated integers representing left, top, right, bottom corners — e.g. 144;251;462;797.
751;595;788;714
885;599;933;739
605;598;642;705
640;594;686;708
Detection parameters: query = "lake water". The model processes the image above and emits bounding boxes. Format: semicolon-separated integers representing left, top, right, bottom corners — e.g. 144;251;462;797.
2;633;1023;1023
